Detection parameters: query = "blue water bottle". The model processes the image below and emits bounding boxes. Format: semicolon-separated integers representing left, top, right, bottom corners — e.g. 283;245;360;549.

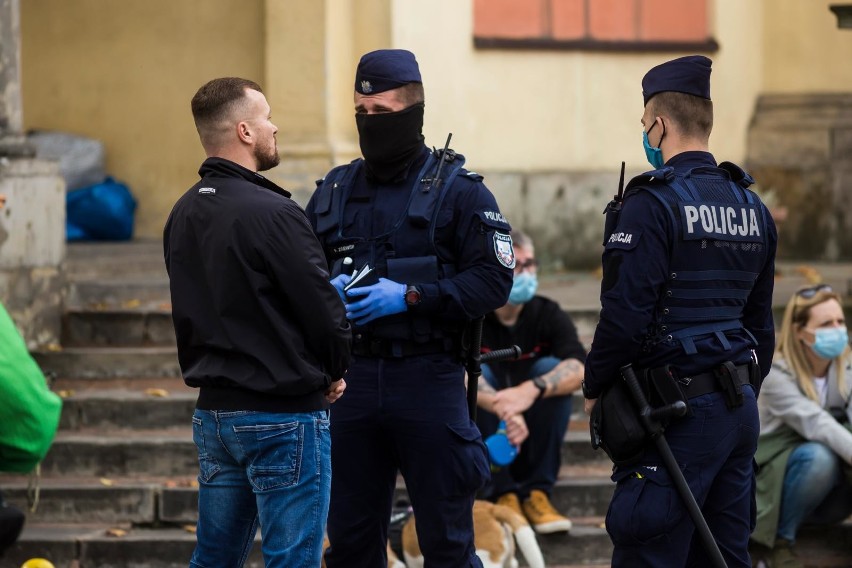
485;420;518;468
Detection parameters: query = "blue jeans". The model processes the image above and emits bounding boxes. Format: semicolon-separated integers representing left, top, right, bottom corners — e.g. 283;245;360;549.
476;356;572;499
189;409;331;568
777;441;852;543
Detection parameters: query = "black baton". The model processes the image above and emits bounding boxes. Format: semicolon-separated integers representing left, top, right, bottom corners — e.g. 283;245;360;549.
620;364;728;568
465;316;521;420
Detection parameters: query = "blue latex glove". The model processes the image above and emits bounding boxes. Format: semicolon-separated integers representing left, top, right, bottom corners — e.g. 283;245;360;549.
345;278;406;325
330;274;352;304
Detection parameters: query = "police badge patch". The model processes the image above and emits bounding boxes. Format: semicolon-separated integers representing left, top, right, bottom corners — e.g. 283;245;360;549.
493;233;516;269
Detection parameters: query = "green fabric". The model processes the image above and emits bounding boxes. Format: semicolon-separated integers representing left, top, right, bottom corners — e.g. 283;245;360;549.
0;303;62;473
752;426;806;548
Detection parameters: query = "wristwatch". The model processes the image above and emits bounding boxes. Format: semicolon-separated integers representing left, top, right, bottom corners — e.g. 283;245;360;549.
404;284;422;307
531;376;547;399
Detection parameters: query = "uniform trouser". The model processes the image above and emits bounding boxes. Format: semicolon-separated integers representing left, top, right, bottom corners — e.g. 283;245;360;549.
606;386;759;568
476;356;573;500
324;355;490;568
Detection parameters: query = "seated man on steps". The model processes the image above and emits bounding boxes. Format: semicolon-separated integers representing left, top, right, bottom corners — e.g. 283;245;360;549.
476;230;587;534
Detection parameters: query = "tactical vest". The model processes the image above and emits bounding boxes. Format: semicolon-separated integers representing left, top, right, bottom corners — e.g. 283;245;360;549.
311;149;471;343
629;163;768;356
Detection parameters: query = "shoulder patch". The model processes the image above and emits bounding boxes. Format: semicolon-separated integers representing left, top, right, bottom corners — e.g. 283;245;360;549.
493;232;516;269
604;229;642;251
476;209;511;231
624;167;675;192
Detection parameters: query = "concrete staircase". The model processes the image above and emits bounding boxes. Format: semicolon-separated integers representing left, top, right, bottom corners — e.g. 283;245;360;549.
1;241;850;567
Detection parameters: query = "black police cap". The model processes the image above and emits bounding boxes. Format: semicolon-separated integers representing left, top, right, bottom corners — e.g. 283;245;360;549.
642;55;712;106
354;49;422;95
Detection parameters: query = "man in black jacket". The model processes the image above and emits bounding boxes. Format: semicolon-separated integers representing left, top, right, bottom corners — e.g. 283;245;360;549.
164;77;351;568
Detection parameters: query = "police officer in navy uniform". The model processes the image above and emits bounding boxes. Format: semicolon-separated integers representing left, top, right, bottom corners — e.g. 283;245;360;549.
305;49;514;568
582;56;778;567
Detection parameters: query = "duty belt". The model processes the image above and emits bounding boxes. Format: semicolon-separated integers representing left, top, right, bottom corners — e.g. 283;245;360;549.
352;334;454;358
676;362;752;399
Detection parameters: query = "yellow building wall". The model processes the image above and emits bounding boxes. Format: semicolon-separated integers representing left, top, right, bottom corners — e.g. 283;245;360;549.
762;0;852;93
20;0;265;238
391;0;764;172
19;0;851;239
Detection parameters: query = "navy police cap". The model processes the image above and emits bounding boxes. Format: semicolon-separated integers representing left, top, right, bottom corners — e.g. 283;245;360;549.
355;49;421;95
642;55;712;106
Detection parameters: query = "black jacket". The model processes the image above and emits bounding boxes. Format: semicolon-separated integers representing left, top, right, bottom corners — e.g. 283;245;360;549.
164;158;351;412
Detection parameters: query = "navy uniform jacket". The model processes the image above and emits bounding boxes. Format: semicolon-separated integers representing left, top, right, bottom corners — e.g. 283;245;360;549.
305;146;514;331
584;152;777;398
164;158;352;412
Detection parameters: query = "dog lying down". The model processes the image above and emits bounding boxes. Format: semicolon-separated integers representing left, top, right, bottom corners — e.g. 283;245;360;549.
321;500;546;568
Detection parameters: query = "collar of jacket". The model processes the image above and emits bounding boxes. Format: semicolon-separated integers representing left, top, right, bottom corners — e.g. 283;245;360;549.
198;157;291;198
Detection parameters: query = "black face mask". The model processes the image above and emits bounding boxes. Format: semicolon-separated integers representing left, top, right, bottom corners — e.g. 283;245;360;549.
355;103;425;183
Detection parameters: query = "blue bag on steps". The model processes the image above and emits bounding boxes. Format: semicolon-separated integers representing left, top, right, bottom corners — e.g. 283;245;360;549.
66;177;137;241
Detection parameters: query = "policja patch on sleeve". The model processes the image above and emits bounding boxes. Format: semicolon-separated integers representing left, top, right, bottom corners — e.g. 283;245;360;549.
605;230;642;251
493;232;516;269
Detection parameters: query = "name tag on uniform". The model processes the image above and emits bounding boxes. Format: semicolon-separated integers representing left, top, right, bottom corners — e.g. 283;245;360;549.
680;202;762;242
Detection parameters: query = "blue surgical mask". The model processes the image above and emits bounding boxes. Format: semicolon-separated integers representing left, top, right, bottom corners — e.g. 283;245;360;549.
642;121;665;169
508;272;537;305
808;327;849;360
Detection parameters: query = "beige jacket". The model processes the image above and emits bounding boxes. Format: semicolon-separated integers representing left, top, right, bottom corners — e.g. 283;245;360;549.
757;358;852;465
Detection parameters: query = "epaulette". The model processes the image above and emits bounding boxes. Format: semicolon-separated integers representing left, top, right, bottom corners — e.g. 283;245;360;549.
717;161;755;189
460;170;483;182
315;159;360;188
624;166;675;195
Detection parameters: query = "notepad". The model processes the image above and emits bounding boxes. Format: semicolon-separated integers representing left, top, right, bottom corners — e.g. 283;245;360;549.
343;263;379;291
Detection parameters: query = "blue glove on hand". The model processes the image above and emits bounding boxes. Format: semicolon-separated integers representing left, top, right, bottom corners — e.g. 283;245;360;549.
330;274;352;304
345;278;407;325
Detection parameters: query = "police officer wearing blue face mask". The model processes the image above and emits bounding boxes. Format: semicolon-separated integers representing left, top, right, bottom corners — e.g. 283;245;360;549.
582;55;778;567
475;231;587;535
305;49;514;568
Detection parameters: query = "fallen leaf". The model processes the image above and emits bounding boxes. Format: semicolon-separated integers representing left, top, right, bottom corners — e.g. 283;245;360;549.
45;343;63;352
183;525;197;534
99;478;114;486
190;480;199;488
793;265;823;285
144;388;170;398
57;390;75;398
105;528;127;537
122;299;141;309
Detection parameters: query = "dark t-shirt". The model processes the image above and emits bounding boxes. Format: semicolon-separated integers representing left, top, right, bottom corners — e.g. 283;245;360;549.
481;295;586;389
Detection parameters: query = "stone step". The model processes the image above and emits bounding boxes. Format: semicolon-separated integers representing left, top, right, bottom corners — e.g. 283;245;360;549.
7;519;851;568
58;389;196;430
33;346;181;379
0;461;613;525
39;426;603;478
53;384;591;431
41;430;198;478
7;524;264;568
62;307;175;347
67;277;171;308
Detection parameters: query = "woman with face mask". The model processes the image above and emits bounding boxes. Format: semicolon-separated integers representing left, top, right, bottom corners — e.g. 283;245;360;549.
750;284;852;567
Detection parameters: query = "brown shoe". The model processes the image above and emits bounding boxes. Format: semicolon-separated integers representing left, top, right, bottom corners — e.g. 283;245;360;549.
495;492;523;518
522;489;572;534
767;539;803;568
